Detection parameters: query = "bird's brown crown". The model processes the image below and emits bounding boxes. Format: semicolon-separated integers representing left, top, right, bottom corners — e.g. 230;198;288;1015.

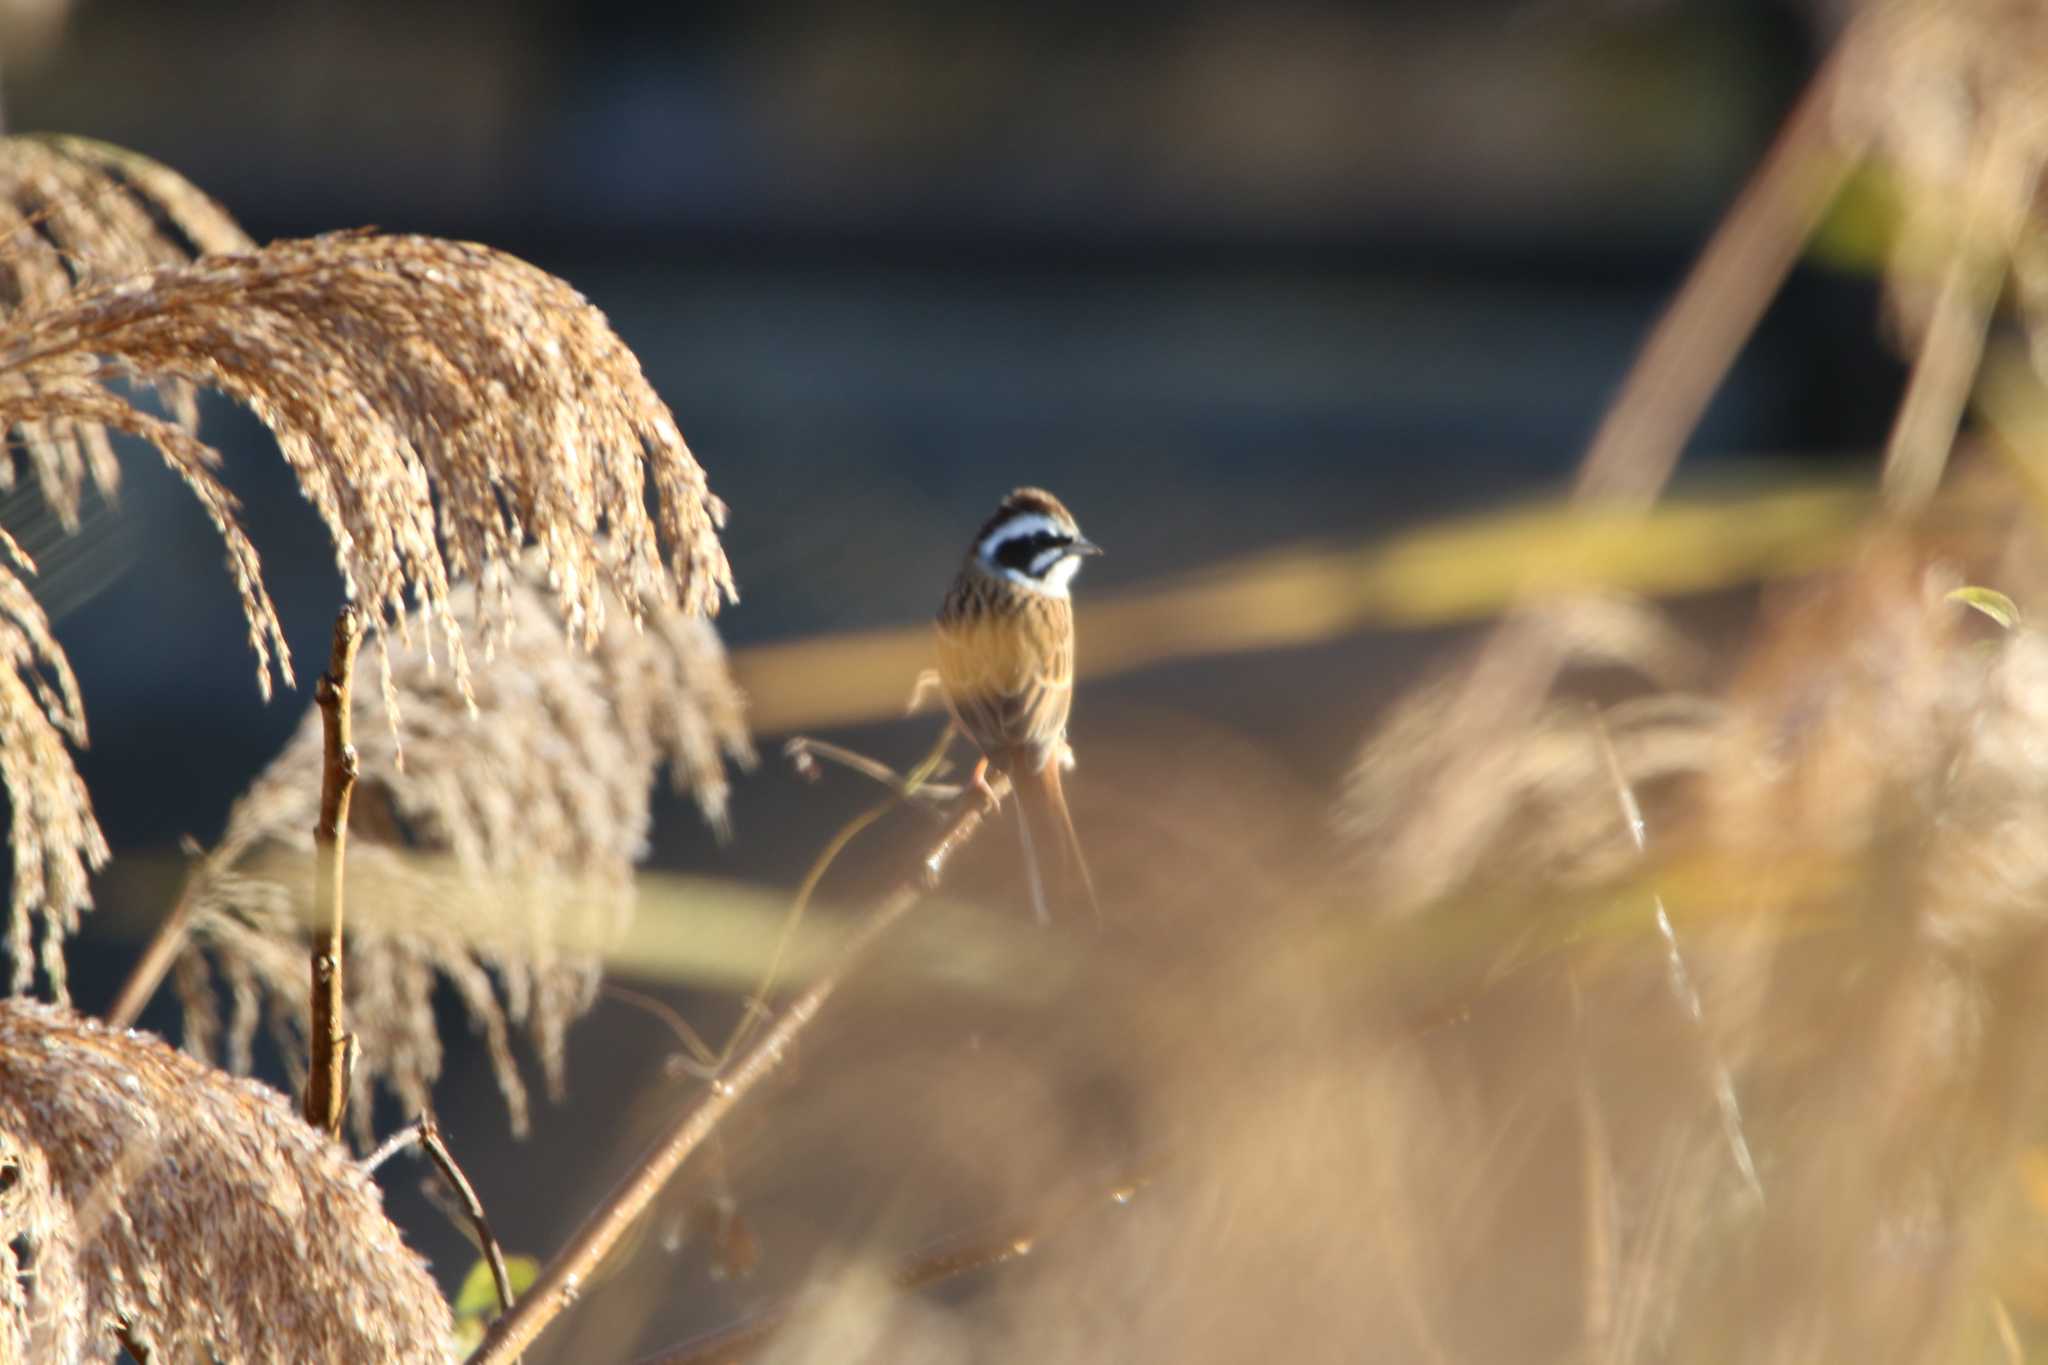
975;487;1075;545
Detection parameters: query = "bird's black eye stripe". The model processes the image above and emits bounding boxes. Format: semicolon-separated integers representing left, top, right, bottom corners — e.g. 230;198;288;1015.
994;528;1069;573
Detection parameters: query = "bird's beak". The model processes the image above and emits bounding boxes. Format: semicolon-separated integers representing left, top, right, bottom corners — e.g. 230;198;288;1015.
1070;537;1103;557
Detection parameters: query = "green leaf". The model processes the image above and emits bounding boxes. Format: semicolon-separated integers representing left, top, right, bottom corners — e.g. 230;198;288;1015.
451;1259;500;1317
1947;586;2021;630
1809;161;1904;273
449;1253;542;1350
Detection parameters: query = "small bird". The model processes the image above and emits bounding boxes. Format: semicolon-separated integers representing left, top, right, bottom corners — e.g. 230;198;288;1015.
935;487;1102;923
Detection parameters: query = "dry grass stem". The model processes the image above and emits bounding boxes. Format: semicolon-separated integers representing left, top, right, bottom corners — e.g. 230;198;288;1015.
468;777;1005;1365
175;551;753;1137
1345;594;1719;916
0;999;453;1362
304;606;363;1137
1833;2;2048;502
1573;23;1862;509
367;1114;519;1319
1592;713;1763;1204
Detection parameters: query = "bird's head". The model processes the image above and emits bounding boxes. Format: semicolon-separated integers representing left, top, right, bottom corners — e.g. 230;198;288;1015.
973;487;1101;597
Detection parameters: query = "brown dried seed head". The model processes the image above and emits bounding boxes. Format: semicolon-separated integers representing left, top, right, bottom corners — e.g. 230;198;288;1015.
180;549;754;1139
0;138;734;1000
0;999;455;1363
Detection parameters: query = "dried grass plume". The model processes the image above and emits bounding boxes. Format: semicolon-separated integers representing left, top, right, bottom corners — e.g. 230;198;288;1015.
178;551;754;1139
0;136;252;998
0;999;454;1363
0;135;733;998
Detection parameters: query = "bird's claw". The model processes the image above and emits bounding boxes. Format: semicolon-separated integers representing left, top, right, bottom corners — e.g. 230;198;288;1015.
970;757;1004;814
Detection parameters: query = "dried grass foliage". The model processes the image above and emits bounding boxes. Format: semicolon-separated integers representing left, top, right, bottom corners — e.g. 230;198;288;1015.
0;135;733;1001
0;134;251;524
676;491;2048;1365
0;137;251;998
1836;1;2048;339
3;227;734;694
1344;594;1719;917
1834;0;2048;500
177;553;754;1140
1319;479;2048;1359
0;999;453;1363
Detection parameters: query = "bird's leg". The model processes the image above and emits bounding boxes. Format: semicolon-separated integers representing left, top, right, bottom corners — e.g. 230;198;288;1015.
971;756;1005;813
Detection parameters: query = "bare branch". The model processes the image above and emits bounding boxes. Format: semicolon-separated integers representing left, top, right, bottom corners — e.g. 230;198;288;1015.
466;777;1008;1365
418;1116;517;1317
303;607;363;1137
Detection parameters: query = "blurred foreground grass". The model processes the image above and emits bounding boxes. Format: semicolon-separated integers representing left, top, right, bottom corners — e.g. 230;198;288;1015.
102;466;2048;1362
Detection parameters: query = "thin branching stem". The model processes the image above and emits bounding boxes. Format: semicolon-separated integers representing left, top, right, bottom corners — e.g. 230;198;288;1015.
721;728;958;1063
465;776;1007;1365
783;736;962;802
363;1118;425;1175
419;1117;517;1317
1592;713;1763;1205
303;606;363;1137
602;983;723;1078
364;1116;516;1316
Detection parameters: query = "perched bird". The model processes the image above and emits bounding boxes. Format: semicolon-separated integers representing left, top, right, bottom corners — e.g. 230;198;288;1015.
935;487;1102;923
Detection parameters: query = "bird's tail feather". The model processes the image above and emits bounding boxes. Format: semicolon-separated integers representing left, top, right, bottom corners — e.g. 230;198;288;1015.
1012;759;1100;925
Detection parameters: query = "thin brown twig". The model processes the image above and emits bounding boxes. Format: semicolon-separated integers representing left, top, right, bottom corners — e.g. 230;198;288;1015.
466;776;1007;1365
364;1116;517;1318
719;729;959;1063
362;1118;426;1175
303;606;363;1137
420;1116;518;1318
784;736;961;801
602;983;723;1079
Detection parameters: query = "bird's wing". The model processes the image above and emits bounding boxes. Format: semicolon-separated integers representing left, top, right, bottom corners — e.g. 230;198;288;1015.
935;583;1073;773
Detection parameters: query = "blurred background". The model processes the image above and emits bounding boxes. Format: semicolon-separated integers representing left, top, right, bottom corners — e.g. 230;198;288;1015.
4;2;1942;1360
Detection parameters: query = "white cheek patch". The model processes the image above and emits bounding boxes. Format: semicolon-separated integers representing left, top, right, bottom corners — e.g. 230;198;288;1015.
999;557;1080;597
1038;554;1084;595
